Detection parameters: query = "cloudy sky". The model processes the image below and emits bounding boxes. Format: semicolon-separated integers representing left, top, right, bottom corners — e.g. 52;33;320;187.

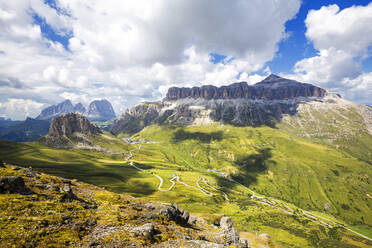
0;0;371;120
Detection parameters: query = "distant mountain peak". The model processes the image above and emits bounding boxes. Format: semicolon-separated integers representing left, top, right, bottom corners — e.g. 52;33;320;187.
36;99;116;122
87;99;116;122
261;74;283;82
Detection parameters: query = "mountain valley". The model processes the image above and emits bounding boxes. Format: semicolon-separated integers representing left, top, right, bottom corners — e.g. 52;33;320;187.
1;75;372;247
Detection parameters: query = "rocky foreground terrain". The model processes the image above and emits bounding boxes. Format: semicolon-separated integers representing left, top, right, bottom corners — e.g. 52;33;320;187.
0;161;256;247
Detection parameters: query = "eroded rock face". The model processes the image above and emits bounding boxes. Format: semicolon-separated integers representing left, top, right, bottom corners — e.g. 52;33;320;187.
48;113;102;137
166;75;326;101
86;99;116;121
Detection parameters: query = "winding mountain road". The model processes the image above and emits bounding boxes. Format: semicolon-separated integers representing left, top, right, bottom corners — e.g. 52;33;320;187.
125;145;371;241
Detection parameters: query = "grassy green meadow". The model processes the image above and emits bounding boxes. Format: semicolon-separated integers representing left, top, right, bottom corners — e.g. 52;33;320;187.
0;124;371;247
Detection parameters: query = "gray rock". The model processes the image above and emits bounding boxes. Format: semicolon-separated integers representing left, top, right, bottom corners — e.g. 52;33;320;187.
188;215;197;225
130;223;154;239
60;185;78;202
0;176;33;194
158;203;190;225
48;113;102;137
219;217;240;245
46;184;60;192
220;216;234;229
258;233;271;242
154;240;228;248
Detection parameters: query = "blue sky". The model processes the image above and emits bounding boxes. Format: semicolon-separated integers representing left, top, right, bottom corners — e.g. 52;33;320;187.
1;0;372;120
209;0;372;75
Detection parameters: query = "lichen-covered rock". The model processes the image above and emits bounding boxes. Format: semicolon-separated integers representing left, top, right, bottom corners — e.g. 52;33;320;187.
157;203;190;225
0;176;33;194
60;185;78;202
154;239;228;248
218;217;240;245
130;223;154;239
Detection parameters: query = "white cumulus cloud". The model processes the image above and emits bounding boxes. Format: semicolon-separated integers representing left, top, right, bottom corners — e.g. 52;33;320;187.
0;0;301;119
288;3;372;104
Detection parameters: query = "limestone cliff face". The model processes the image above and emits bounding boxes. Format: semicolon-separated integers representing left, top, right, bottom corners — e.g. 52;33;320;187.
48;113;102;137
166;74;326;101
111;75;329;135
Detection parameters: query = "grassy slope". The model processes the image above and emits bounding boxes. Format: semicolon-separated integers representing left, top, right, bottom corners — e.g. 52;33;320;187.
1;125;371;247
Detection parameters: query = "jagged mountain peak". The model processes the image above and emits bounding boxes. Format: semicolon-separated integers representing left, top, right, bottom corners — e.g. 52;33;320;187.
87;99;116;122
36;99;116;122
260;74;283;82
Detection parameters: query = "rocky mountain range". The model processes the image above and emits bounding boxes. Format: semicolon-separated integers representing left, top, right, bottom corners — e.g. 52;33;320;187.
166;74;326;101
36;99;116;122
110;74;339;134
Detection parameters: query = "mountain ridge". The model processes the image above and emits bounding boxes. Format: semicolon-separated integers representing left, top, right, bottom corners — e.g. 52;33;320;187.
111;75;335;134
165;74;327;101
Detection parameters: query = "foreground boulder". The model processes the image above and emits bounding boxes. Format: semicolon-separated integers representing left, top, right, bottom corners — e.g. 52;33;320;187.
0;176;33;194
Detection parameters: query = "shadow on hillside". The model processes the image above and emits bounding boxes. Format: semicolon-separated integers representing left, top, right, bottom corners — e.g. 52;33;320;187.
172;129;223;143
214;148;276;192
0;141;156;196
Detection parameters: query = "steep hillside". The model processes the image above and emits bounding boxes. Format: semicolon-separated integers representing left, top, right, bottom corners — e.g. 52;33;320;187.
0;126;371;247
0;162;252;247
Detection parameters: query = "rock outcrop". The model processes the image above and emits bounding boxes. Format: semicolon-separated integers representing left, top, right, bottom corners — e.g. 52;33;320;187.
86;99;116;122
0;163;251;248
166;74;326;101
48;113;102;137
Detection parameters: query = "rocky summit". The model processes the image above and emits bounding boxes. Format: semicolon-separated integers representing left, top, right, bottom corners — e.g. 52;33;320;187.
166;74;326;101
36;100;85;120
36;99;116;122
110;75;331;134
48;113;102;137
87;99;116;122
